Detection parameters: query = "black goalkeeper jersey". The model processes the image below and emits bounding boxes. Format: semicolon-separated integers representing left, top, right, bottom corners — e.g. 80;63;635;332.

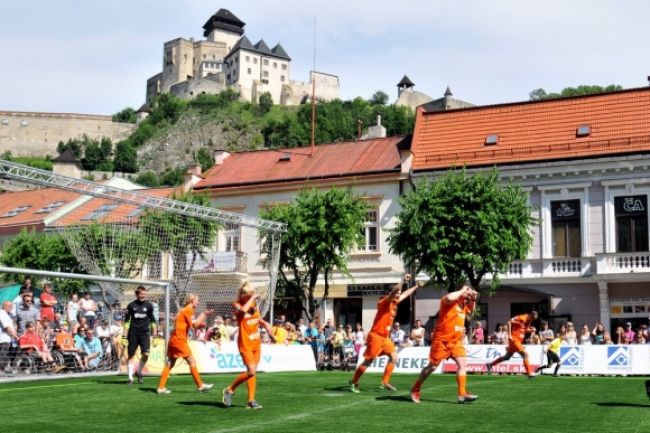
125;300;156;333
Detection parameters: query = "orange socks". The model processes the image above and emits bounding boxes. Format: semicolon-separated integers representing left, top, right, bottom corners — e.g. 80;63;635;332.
523;358;532;375
247;375;257;402
229;371;250;391
456;374;467;396
381;362;395;385
412;379;422;392
351;364;367;384
190;366;203;387
158;366;171;389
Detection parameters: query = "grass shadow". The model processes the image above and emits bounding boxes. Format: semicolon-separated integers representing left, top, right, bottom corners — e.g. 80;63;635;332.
323;385;354;392
375;395;456;405
593;402;650;408
178;401;220;408
96;379;130;385
137;387;160;394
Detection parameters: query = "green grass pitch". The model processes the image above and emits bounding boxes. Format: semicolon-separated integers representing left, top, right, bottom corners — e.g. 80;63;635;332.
1;372;648;433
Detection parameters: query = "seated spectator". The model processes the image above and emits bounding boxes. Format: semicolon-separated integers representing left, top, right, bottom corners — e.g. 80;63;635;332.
260;328;272;344
285;322;300;345
108;320;124;360
640;324;649;342
492;323;507;344
578;324;592;345
95;319;111;342
194;323;207;341
74;326;85;347
410;319;425;347
526;328;541;345
565;322;577;345
205;316;229;345
54;327;84;370
486;334;494;345
603;331;613;345
400;334;413;348
297;318;307;336
75;327;102;370
18;322;56;368
471;321;485;344
39;317;55;348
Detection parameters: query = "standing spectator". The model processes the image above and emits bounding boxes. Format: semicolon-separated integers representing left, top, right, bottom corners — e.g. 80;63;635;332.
592;322;606;344
526;328;541;344
614;325;628;344
206;316;229;345
39;281;57;323
410;319;425;347
492;323;507;344
352;323;365;356
79;292;97;328
19;277;33;296
539;321;554;344
578;324;592;345
303;321;319;360
66;293;80;334
634;331;646;344
321;319;335;360
271;320;288;345
471;321;485;344
16;293;40;335
0;301;17;373
623;322;636;343
565;322;577;345
224;317;237;341
639;324;648;342
297;318;307;336
75;327;102;370
390;322;405;346
332;325;346;361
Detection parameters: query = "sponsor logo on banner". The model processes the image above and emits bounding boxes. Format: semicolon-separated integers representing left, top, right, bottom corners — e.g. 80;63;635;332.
560;346;583;368
607;346;631;370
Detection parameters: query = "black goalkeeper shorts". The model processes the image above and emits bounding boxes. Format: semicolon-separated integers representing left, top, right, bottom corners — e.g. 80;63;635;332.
127;331;151;358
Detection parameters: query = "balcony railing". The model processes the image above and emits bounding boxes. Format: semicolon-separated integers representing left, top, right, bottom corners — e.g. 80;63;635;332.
596;252;650;274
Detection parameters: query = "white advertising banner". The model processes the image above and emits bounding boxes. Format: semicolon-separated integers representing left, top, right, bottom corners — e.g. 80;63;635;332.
358;344;650;375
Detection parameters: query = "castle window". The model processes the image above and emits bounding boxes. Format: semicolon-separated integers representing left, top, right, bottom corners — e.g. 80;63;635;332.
246;56;250;62
281;64;287;71
281;75;285;82
247;68;251;75
273;62;277;68
263;71;269;78
254;58;258;64
263;59;269;66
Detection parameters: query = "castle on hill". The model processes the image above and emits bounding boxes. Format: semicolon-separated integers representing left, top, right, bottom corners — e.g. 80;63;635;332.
146;8;339;106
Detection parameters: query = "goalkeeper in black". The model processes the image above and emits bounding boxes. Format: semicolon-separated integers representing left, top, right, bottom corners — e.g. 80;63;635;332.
124;286;157;384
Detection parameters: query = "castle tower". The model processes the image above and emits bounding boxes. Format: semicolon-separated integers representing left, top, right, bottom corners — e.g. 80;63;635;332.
202;8;245;53
397;75;415;97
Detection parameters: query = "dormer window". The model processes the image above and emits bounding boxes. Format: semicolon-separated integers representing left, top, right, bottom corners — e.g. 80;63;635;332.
1;205;31;218
576;125;591;137
35;201;67;214
278;153;291;162
484;134;499;146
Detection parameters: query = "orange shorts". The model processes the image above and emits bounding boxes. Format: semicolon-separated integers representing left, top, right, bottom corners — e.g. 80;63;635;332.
167;339;192;359
363;331;395;361
507;339;525;354
428;338;466;365
240;347;261;366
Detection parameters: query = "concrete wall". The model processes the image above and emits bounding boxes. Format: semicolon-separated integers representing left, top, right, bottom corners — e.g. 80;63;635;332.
283;72;340;105
0;111;135;157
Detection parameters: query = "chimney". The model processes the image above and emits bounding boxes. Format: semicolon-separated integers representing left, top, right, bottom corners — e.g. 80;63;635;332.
213;150;231;165
359;115;386;140
182;163;203;192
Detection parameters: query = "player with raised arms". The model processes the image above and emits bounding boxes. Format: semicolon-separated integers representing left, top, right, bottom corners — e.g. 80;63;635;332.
410;283;479;404
156;293;214;394
222;281;273;409
486;310;539;377
349;274;420;393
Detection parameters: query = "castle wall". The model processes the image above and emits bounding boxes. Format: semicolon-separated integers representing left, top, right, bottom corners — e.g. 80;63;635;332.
170;75;227;100
0;111;135;158
282;72;340;105
161;38;195;93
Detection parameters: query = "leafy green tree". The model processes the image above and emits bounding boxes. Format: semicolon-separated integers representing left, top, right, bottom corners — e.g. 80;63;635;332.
134;170;160;187
159;167;186;186
388;168;535;292
257;92;274;115
0;229;87;295
113;140;138;173
529;84;623;100
148;93;187;125
112;107;137;124
260;188;368;320
195;147;214;172
57;138;83;159
370;90;389;106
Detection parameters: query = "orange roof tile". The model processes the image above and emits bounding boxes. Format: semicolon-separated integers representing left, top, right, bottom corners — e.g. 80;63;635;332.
411;87;650;170
50;187;176;228
195;137;406;189
0;188;80;234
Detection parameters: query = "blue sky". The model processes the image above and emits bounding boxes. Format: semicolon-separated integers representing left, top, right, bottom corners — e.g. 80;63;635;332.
1;0;649;115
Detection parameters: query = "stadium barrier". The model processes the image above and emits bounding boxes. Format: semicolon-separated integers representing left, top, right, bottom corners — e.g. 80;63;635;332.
122;340;316;375
358;344;650;376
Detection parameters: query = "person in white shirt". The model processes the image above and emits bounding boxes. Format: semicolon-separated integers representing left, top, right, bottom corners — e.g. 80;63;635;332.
390;322;405;346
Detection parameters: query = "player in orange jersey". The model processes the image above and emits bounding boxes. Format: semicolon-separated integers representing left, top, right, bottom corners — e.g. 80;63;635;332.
222;281;273;410
485;310;539;378
350;274;421;393
156;293;214;394
410;284;479;404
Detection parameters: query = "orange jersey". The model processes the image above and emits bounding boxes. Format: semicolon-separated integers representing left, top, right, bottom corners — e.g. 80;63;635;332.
170;305;194;345
370;296;398;337
509;314;532;343
234;300;261;352
432;298;471;343
55;332;75;350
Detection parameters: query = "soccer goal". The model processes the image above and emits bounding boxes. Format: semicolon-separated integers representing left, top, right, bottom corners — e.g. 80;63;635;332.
0;160;285;379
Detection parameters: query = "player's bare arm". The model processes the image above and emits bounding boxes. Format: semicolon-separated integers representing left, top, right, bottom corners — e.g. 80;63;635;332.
192;308;214;328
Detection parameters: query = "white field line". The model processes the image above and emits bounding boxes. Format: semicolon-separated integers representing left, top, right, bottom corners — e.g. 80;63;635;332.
0;381;96;393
